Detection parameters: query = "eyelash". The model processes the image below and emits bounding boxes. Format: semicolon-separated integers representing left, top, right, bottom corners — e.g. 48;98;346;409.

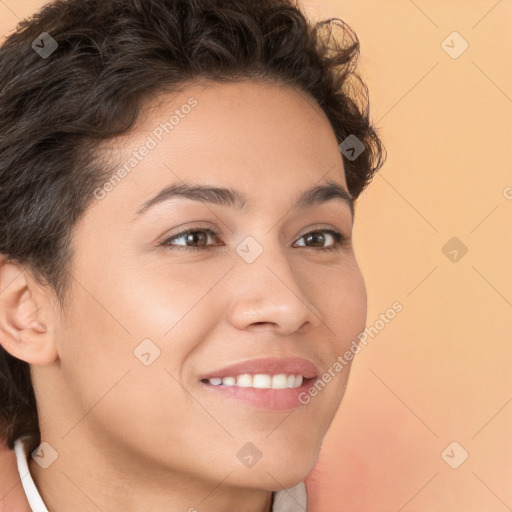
158;226;347;253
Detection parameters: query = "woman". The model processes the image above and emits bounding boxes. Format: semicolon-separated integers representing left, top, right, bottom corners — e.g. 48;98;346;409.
0;0;384;510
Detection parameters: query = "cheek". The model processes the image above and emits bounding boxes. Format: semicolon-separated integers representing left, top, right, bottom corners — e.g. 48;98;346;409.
116;257;230;332
95;258;233;384
55;287;133;409
53;273;202;451
289;259;366;416
338;268;367;342
312;259;367;346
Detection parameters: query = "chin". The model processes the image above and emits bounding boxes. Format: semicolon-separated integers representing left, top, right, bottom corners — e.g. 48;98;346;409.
234;442;320;491
244;463;314;492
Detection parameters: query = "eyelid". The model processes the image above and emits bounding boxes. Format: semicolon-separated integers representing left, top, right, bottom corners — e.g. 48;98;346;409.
159;224;223;250
294;223;349;240
158;222;350;252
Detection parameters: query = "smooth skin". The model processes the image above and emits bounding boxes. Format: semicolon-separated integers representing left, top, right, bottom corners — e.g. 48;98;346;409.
0;80;367;512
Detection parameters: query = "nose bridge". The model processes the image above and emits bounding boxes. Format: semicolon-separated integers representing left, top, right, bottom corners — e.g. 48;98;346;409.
237;233;302;294
227;232;320;333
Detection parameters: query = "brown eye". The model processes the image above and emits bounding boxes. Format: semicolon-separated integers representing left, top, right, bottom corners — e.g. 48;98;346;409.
160;228;221;251
182;231;208;247
294;229;345;251
304;232;326;247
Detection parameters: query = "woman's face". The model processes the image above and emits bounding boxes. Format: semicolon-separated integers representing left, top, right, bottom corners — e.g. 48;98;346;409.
34;80;367;491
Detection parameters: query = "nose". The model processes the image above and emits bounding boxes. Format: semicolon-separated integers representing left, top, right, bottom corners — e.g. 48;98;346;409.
226;245;323;335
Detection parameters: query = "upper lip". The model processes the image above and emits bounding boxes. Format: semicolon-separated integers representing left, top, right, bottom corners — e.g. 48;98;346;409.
199;357;319;381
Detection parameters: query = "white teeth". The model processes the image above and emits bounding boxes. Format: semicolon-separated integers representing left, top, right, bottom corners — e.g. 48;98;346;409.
271;374;288;389
236;374;253;387
252;374;272;388
206;373;305;389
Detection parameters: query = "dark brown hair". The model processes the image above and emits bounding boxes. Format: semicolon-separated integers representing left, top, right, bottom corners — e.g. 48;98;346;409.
0;0;385;449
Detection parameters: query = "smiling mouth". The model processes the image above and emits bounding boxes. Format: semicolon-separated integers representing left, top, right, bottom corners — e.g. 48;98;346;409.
201;373;316;389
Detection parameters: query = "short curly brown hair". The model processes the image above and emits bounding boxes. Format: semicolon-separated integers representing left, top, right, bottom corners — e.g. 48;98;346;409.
0;0;385;450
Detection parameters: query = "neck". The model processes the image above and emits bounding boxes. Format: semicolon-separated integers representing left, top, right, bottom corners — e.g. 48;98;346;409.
27;437;274;512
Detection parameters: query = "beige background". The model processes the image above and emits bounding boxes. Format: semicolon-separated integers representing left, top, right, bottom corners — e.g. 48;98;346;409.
1;1;511;510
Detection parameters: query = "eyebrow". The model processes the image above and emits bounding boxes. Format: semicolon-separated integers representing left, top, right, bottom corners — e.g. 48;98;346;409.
134;179;354;219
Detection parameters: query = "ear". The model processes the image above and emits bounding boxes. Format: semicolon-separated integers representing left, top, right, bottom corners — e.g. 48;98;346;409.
0;255;58;365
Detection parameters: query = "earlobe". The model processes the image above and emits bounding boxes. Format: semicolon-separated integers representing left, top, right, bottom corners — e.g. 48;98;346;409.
0;257;57;365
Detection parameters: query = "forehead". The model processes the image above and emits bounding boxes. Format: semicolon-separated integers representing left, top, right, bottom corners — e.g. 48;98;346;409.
94;80;347;218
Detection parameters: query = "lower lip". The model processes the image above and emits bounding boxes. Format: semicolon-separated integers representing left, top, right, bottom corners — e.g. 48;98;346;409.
200;378;317;410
